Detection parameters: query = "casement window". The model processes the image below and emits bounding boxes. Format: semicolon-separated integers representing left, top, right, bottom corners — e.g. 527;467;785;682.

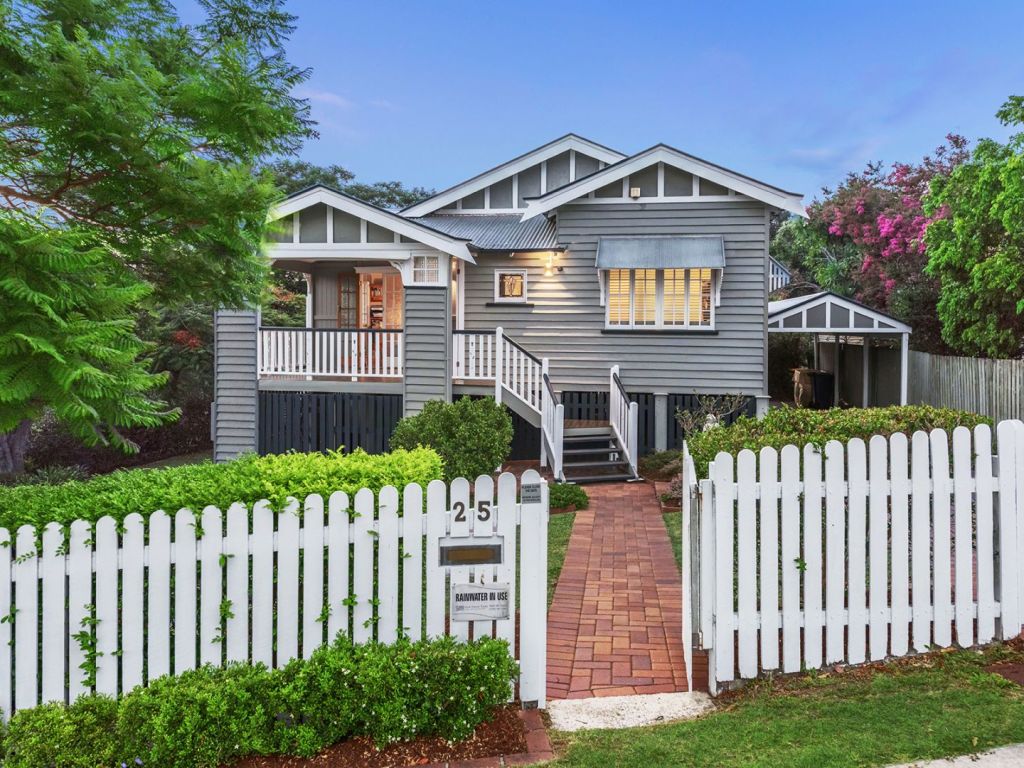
412;254;441;284
605;268;714;329
493;269;528;303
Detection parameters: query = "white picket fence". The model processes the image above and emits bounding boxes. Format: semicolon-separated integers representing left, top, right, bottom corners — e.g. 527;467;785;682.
682;420;1024;694
0;471;549;718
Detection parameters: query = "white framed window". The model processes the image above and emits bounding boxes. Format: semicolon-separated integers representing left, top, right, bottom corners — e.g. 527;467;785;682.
493;269;528;303
605;267;715;329
412;254;441;285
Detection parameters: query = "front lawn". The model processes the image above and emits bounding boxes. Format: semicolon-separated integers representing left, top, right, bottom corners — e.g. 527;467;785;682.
550;642;1024;768
661;510;682;570
548;511;576;605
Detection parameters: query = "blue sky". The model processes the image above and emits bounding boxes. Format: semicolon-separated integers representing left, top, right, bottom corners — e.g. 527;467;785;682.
189;1;1023;202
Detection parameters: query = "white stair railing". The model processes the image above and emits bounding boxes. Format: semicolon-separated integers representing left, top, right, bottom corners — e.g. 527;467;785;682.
452;330;495;380
493;326;543;414
541;361;565;481
609;365;639;478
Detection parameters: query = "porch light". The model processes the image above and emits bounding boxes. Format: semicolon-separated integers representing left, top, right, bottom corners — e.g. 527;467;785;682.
543;251;561;277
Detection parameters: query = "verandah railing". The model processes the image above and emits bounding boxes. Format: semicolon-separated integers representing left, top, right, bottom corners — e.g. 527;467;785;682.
258;327;403;379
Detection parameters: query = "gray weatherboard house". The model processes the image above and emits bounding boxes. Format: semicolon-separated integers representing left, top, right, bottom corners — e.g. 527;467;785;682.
212;134;911;482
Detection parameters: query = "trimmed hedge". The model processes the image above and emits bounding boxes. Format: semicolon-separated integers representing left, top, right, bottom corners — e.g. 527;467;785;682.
390;397;513;481
687;405;989;477
0;448;443;530
549;482;589;511
2;635;518;768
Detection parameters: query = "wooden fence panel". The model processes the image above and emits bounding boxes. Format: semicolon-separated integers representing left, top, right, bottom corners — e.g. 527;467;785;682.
0;473;547;718
691;421;1024;693
909;350;1024;424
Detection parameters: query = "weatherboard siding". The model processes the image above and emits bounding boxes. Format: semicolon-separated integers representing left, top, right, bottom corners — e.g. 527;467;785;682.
403;286;451;414
213;309;259;461
462;200;770;394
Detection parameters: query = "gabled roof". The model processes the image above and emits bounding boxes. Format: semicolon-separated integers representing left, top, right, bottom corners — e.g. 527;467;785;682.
767;291;911;334
412;214;559;252
520;144;806;220
270;185;475;262
400;134;626;218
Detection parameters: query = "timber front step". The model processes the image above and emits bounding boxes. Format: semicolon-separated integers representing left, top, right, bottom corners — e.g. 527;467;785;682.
561;426;637;484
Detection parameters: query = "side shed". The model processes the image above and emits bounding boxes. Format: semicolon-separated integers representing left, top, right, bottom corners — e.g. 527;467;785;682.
767;291;912;407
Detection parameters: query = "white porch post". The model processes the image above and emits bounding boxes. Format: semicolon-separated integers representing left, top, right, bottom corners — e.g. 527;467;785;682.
304;275;313;328
862;336;870;407
833;335;841;407
494;326;504;405
900;332;909;405
304;275;313;380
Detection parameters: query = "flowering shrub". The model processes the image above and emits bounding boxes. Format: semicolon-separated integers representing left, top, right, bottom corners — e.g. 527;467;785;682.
2;635;518;768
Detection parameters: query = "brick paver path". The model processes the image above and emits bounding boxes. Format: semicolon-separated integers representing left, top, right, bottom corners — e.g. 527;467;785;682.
547;481;689;699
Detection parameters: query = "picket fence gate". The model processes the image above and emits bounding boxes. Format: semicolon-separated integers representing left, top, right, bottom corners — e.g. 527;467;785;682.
681;421;1024;694
0;470;549;718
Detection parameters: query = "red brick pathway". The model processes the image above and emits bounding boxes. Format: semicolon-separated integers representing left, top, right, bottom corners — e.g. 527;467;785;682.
547;481;690;699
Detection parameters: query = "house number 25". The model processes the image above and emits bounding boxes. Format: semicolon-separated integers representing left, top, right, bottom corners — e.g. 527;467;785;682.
452;500;490;523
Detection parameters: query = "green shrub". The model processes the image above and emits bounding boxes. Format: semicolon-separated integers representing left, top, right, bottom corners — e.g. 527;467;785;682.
0;447;443;530
390;397;513;480
4;695;118;768
117;663;281;768
2;636;517;768
549;482;589;511
687;405;989;477
638;450;683;480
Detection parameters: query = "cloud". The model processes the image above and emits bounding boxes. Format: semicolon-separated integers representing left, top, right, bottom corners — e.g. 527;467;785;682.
370;98;398;111
295;87;353;109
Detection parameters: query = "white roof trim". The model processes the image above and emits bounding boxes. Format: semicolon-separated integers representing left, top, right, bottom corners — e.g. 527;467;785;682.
520;145;806;220
400;134;625;218
767;291;911;334
270;186;475;263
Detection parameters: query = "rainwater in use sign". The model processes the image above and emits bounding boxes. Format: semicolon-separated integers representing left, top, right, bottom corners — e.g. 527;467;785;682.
450;582;510;622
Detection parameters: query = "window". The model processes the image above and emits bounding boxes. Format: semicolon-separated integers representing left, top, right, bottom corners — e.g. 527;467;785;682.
606;268;715;329
494;269;528;303
412;254;440;284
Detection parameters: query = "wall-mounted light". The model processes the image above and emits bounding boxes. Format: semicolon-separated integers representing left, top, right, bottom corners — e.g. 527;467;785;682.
629;186;642;200
543;251;562;277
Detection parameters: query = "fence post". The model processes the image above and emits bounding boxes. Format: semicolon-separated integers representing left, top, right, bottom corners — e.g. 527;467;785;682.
518;470;548;708
494;326;504;405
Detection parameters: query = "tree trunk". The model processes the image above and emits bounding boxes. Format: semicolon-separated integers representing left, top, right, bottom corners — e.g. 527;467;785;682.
0;420;33;476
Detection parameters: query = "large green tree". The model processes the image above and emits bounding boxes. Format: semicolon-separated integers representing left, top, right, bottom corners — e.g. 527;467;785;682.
0;0;312;472
264;158;433;208
925;97;1024;358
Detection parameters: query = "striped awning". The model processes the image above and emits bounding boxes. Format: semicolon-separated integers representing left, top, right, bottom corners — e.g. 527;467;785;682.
595;236;726;270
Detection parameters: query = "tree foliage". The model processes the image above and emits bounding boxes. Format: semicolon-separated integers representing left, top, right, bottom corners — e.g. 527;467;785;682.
263;158;433;208
925;97;1024;358
0;0;312;471
805;136;970;352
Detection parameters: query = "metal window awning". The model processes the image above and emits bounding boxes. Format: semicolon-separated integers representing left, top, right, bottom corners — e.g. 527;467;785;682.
595;236;726;270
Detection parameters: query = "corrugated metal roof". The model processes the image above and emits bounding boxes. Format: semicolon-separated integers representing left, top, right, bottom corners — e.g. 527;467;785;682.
412;214;559;251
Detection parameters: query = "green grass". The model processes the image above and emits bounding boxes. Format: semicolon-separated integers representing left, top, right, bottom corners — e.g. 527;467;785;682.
550;644;1024;768
662;511;682;571
547;511;576;606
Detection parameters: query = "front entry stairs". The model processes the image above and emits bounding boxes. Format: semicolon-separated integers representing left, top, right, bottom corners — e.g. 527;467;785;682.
561;423;637;484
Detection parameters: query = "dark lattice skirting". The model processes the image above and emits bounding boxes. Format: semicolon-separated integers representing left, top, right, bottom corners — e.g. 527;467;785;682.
258;391;403;455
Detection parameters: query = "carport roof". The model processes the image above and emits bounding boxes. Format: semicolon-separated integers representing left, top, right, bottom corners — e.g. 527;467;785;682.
767;291;911;334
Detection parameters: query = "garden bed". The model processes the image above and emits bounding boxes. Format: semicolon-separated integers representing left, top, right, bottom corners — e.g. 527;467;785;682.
229;706;551;768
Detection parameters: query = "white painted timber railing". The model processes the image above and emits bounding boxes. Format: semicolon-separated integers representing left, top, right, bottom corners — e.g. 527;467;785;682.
258;327;403;379
541;368;565;481
609;365;639;478
683;421;1024;694
769;256;791;293
0;471;550;717
452;330;496;381
494;327;543;414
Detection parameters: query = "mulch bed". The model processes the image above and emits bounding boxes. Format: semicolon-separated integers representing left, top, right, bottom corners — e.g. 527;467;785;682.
986;660;1024;686
230;705;532;768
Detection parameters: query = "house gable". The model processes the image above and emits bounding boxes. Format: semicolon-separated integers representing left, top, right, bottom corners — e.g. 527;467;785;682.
521;145;806;220
400;134;625;217
267;186;474;262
